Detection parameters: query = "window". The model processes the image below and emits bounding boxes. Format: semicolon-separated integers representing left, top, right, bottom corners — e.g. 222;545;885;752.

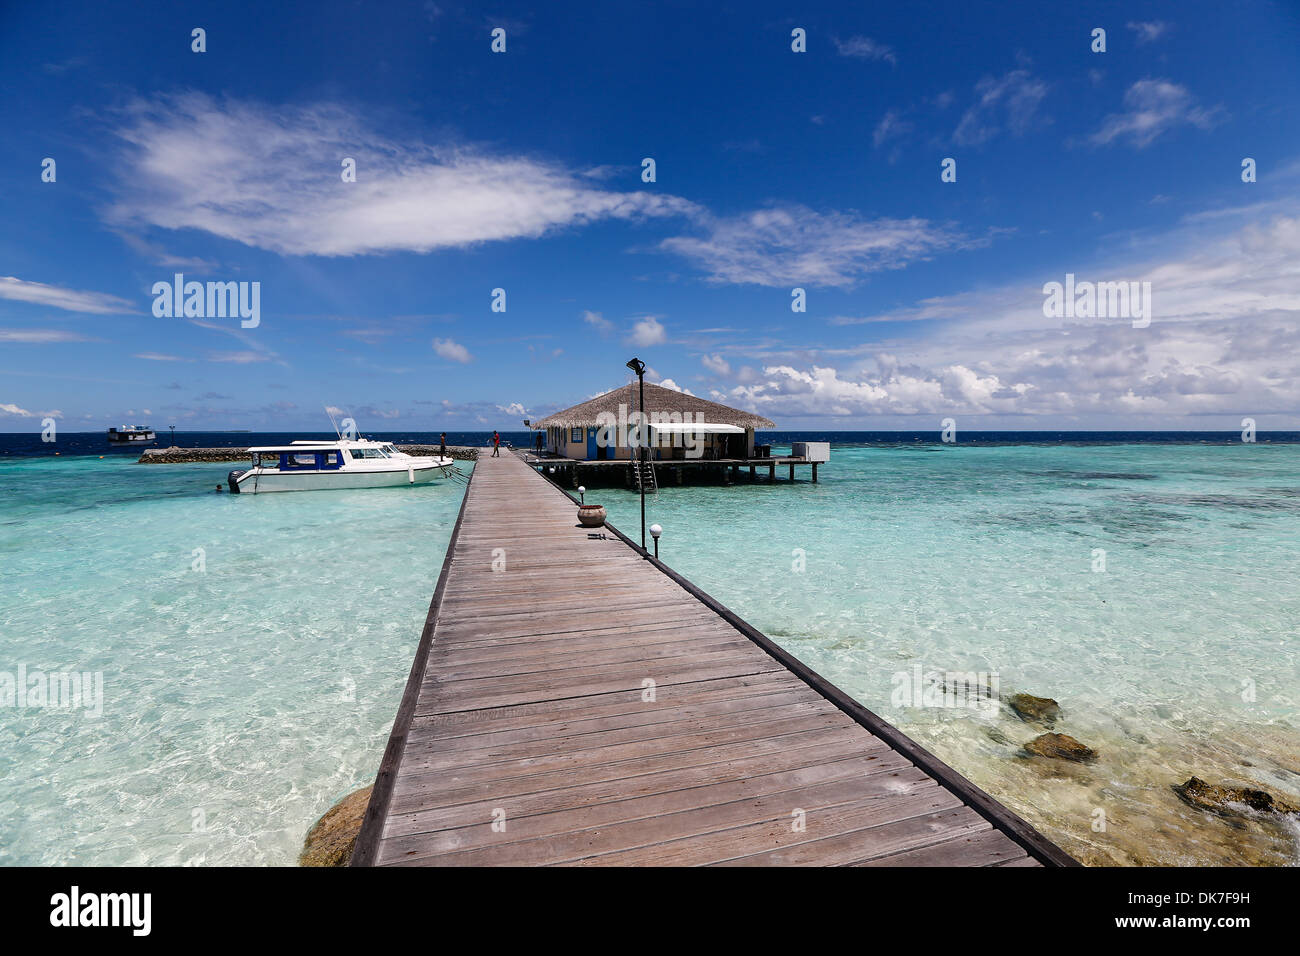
571;427;583;443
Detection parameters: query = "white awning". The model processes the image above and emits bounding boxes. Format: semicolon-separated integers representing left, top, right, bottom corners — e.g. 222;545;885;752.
646;423;745;434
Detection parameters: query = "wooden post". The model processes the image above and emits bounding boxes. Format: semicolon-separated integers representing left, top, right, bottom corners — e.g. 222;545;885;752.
748;464;755;480
768;463;775;481
812;462;818;483
789;463;794;482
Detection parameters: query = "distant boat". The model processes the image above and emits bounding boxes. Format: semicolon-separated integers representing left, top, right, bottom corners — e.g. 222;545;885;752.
227;440;454;494
107;425;155;443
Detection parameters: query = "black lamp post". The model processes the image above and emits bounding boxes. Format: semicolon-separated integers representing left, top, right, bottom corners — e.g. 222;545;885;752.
626;357;647;551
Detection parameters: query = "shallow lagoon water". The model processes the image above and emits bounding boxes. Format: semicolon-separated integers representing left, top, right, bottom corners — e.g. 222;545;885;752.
3;440;1298;866
596;442;1300;866
0;455;468;865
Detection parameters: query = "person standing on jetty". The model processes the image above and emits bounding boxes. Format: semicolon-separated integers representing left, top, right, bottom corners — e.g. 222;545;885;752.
492;430;500;457
439;432;447;459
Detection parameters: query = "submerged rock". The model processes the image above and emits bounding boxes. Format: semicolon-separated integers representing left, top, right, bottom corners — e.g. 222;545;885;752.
299;785;373;867
1172;776;1300;817
1024;732;1097;762
1008;693;1061;727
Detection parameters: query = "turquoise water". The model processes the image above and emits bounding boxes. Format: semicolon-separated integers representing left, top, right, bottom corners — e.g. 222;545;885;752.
3;444;1297;866
0;456;468;865
597;443;1300;866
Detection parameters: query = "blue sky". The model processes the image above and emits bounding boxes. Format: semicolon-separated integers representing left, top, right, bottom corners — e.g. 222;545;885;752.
3;0;1300;431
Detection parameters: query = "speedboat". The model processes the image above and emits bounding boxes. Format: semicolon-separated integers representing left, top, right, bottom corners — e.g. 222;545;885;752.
227;439;454;493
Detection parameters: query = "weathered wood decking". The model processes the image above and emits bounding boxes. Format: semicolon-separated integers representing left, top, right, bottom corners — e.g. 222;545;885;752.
350;449;1074;867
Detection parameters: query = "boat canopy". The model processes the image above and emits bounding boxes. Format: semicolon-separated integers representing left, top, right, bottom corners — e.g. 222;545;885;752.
247;445;344;453
646;423;745;434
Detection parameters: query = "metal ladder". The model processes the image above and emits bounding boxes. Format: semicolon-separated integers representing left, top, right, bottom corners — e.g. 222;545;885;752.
631;458;658;494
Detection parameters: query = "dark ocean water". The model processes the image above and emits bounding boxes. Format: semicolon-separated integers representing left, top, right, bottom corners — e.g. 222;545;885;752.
2;429;1297;458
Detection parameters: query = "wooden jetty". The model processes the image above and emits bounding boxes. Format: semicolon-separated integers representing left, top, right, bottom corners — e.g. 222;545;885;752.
350;449;1074;867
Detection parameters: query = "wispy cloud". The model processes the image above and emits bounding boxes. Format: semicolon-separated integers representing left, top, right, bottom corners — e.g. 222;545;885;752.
1091;79;1219;149
135;352;193;361
1127;21;1169;44
953;69;1048;146
0;328;97;343
581;310;614;335
207;350;272;364
872;110;912;149
659;205;970;288
834;36;896;64
0;276;135;314
106;93;699;257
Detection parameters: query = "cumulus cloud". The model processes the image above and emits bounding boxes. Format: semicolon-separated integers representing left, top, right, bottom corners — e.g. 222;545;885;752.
105;93;699;257
954;69;1048;146
659;205;968;288
701;353;731;376
432;337;473;363
629;316;667;346
0;276;135;314
712;204;1300;425
1091;80;1218;149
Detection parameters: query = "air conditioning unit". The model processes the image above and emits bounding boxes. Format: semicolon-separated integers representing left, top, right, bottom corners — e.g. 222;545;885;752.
791;441;830;463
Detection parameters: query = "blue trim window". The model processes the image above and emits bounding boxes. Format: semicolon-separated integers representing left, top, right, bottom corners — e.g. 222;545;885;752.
570;427;583;443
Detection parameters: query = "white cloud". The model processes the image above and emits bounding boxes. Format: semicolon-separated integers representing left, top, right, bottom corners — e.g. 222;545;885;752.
954;70;1048;146
207;350;271;364
0;403;35;417
0;329;95;343
1127;21;1169;44
106;93;699;257
629;316;667;346
655;378;694;395
0;276;135;314
134;351;191;361
497;402;527;416
581;310;614;334
834;36;896;64
872;110;911;149
660;205;968;288
719;204;1300;425
1091;79;1218;149
432;337;473;363
701;353;731;376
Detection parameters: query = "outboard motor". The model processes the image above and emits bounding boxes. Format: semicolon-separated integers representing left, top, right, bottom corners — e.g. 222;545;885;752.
227;469;245;493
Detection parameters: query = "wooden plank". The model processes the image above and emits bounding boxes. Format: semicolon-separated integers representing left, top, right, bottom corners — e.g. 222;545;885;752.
350;447;1074;868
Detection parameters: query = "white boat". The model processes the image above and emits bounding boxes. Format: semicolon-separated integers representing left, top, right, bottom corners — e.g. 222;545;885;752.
227;439;454;494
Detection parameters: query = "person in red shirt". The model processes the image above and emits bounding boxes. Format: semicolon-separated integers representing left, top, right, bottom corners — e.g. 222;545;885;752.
492;430;500;457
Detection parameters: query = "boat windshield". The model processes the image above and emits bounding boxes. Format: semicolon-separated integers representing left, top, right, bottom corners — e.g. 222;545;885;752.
349;447;390;459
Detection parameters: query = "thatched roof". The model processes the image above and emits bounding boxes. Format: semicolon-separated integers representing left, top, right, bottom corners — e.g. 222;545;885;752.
536;382;775;429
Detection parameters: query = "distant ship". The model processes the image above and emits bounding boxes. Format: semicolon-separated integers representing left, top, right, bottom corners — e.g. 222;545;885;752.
106;425;156;443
